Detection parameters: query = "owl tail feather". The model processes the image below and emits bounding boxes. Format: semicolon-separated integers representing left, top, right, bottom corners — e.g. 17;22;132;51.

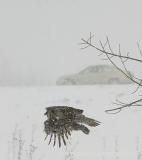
75;115;101;127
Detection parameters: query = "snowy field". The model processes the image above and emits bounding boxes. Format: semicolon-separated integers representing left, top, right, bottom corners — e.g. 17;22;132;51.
1;85;142;160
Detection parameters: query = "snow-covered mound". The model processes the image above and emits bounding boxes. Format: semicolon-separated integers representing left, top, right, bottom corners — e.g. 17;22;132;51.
57;65;132;85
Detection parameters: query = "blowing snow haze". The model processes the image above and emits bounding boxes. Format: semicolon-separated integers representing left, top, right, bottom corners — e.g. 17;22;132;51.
0;0;142;86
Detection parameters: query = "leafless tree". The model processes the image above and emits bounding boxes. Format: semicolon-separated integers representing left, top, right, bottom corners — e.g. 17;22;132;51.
9;125;38;160
136;136;142;160
64;138;78;160
101;136;106;160
80;33;142;114
17;130;25;160
114;135;119;160
27;125;37;160
11;125;18;160
9;125;23;160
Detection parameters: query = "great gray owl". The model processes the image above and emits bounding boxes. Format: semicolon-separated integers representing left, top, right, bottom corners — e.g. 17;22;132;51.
44;106;100;147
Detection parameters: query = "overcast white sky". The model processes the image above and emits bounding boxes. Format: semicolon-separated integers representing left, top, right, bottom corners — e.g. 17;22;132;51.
0;0;142;85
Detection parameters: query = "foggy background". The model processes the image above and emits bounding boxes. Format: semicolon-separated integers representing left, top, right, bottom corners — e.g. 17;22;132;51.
1;1;142;160
0;0;142;85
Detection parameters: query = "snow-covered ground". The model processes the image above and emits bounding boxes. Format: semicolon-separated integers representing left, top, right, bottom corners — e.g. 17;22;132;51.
1;85;142;160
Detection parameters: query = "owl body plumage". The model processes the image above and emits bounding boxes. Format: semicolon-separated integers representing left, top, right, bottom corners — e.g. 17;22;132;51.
44;106;100;147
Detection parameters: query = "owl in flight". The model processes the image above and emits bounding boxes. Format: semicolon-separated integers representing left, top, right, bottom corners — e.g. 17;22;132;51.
44;106;100;147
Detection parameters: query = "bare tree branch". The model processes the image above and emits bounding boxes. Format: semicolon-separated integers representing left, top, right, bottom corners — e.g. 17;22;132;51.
81;37;142;63
80;34;142;114
105;98;142;114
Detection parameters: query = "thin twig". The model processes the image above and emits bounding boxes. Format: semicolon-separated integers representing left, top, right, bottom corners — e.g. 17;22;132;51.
105;98;142;114
81;37;142;86
137;42;142;57
81;38;142;63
